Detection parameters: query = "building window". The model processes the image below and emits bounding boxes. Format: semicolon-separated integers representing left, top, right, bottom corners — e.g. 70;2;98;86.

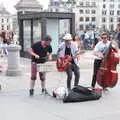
117;17;120;22
110;0;114;2
50;8;53;12
79;2;84;6
102;25;106;30
103;0;106;1
91;2;96;7
117;10;120;15
110;10;114;15
91;17;96;22
55;8;58;12
85;25;89;30
86;10;90;14
103;4;106;9
91;10;96;14
79;9;84;14
86;2;90;6
85;17;89;22
110;17;114;22
109;4;114;9
102;17;106;22
109;24;114;31
7;25;9;30
1;25;4;30
102;10;107;15
54;1;60;6
7;19;9;23
79;24;84;30
2;19;4;23
80;17;84;21
118;4;120;9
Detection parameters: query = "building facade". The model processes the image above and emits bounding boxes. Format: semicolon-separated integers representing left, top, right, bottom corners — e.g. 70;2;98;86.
49;0;120;34
98;0;120;31
0;3;13;31
74;0;99;34
1;0;120;36
48;0;76;35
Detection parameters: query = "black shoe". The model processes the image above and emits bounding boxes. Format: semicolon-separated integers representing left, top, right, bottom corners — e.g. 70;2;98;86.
29;89;34;96
42;88;49;95
42;88;44;93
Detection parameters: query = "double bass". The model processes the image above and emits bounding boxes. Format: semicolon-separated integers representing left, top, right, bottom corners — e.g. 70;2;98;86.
96;41;119;89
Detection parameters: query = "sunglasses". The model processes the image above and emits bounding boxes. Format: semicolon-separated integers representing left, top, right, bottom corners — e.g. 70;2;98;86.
101;37;107;39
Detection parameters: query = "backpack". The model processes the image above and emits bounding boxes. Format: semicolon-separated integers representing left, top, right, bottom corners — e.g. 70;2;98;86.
63;85;101;103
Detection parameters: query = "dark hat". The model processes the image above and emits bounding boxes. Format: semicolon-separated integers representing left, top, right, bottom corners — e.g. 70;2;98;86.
43;35;52;41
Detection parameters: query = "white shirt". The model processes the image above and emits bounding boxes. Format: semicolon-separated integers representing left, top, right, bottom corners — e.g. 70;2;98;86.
84;33;89;39
94;41;111;59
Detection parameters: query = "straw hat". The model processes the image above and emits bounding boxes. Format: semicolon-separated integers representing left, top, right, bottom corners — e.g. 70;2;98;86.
63;33;72;40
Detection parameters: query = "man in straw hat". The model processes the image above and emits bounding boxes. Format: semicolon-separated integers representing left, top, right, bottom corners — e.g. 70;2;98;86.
57;33;80;92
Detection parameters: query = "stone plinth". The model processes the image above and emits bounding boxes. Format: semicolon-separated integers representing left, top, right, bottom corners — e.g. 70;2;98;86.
6;44;22;76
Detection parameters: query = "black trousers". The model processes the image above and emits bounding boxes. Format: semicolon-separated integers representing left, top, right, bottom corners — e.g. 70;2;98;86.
66;64;80;89
91;59;102;88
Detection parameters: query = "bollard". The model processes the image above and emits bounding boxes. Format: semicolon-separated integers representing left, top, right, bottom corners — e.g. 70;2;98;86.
6;44;22;76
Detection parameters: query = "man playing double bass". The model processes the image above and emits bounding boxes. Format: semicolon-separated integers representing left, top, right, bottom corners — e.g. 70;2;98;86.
91;32;111;89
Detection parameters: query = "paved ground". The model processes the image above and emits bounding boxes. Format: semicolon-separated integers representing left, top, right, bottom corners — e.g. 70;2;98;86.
0;51;120;120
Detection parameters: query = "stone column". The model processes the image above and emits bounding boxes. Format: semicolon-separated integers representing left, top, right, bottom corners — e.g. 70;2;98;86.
6;44;22;76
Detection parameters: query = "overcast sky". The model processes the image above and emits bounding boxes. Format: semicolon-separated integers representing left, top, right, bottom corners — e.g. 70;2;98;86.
0;0;50;14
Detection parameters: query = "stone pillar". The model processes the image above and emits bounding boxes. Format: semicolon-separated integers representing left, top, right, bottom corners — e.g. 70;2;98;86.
6;44;22;76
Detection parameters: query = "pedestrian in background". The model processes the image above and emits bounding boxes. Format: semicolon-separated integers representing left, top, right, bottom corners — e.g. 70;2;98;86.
83;31;89;49
115;23;120;48
72;34;81;50
72;34;81;60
